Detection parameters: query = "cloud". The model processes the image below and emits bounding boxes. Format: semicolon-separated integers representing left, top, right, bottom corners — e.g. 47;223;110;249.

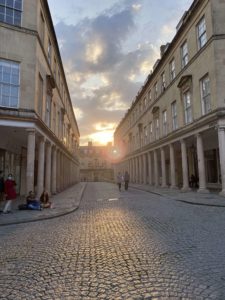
53;0;193;145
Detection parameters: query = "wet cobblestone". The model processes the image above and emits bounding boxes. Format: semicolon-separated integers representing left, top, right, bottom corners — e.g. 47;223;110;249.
0;182;225;299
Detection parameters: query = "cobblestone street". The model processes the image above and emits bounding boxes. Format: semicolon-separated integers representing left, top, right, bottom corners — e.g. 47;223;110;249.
1;182;225;299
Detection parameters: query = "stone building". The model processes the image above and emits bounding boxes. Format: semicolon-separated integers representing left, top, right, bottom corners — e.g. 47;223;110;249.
79;142;114;182
114;0;225;195
0;0;80;196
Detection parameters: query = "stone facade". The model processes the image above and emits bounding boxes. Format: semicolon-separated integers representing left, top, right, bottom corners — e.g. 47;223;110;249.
114;0;225;195
0;0;80;196
80;142;114;182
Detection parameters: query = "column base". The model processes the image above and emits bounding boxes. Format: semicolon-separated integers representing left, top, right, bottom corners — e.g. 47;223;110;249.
219;190;225;197
170;185;179;190
161;185;168;188
181;186;191;192
197;188;209;194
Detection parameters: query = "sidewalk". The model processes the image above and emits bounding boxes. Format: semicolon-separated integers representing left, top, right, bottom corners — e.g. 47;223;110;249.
130;183;225;207
0;182;87;226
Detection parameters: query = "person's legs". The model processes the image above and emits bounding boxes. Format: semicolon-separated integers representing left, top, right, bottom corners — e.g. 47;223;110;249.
3;200;12;213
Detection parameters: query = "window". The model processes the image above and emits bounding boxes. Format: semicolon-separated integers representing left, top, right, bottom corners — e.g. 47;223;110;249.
200;75;211;115
52;103;56;132
161;72;166;92
53;57;56;79
197;17;207;49
170;59;175;81
148;90;151;103
45;94;52;127
154;82;158;99
171;101;178;130
149;122;153;142
183;90;192;124
39;12;45;44
0;59;20;108
162;110;167;135
144;126;148;145
0;0;22;26
181;41;188;68
154;118;159;140
144;97;147;109
47;38;52;65
139;102;142;115
37;74;43;116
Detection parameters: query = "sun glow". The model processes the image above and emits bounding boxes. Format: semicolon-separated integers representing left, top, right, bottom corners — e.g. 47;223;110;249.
89;130;114;145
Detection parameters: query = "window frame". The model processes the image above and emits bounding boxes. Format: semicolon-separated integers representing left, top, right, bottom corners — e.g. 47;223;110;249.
170;58;175;81
197;16;207;49
183;90;192;124
171;101;178;130
0;58;20;108
0;0;23;26
200;74;211;115
181;41;188;68
162;110;167;136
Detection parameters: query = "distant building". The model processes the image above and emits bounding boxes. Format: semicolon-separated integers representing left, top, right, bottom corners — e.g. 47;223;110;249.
0;0;80;196
114;0;225;195
79;142;114;182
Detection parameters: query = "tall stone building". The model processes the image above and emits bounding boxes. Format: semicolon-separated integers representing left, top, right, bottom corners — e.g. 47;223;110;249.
80;142;114;182
114;0;225;195
0;0;80;196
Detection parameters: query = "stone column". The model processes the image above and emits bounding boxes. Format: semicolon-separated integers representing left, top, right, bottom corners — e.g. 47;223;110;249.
37;136;45;197
148;152;153;185
196;133;208;193
56;150;61;192
135;157;139;183
143;154;147;184
218;127;225;196
52;146;57;194
26;129;36;194
45;142;52;194
181;139;190;191
154;150;159;187
161;147;167;187
139;155;143;184
169;143;177;189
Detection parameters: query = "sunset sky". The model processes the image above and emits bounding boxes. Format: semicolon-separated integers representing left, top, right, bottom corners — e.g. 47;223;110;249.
48;0;193;146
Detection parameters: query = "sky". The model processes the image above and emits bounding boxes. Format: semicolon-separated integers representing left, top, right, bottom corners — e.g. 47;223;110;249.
48;0;193;146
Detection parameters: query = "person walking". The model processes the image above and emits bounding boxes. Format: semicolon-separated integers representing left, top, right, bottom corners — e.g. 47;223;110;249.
124;171;130;191
116;172;123;192
3;173;17;213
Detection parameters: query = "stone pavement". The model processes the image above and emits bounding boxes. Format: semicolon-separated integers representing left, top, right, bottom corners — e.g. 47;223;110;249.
129;183;225;207
0;182;87;226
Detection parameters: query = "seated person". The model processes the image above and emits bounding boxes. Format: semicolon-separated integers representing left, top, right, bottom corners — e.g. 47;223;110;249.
40;191;51;208
26;191;41;210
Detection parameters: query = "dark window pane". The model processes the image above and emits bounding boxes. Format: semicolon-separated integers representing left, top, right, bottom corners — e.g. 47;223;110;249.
14;0;22;10
6;0;13;8
0;13;4;22
10;97;18;107
11;86;18;97
0;6;4;13
2;95;9;106
0;0;6;5
14;10;21;25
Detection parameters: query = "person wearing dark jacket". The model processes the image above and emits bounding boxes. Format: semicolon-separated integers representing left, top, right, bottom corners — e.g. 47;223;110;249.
124;171;130;191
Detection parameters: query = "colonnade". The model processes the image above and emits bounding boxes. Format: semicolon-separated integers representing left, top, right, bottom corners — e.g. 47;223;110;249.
115;129;225;194
26;129;79;197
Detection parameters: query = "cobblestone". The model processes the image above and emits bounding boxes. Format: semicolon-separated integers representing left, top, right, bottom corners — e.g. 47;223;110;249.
1;182;225;299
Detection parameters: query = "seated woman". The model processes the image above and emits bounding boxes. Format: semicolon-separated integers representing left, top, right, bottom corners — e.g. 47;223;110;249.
40;191;51;208
26;191;41;210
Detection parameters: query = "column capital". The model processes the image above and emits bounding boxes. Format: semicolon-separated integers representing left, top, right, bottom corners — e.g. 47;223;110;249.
218;126;225;132
26;128;36;135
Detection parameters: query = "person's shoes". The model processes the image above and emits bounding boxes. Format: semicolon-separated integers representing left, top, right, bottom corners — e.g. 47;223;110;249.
3;211;11;214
